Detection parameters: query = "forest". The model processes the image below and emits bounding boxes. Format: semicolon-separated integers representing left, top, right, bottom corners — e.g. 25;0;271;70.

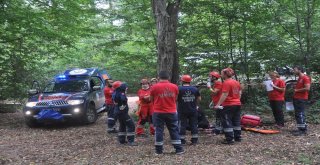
1;0;320;164
1;0;320;98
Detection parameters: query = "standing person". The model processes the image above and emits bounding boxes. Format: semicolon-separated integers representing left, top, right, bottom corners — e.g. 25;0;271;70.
214;68;242;144
292;66;311;136
136;79;155;136
150;71;184;155
112;81;137;146
178;75;201;145
267;71;286;128
208;71;223;134
104;79;117;133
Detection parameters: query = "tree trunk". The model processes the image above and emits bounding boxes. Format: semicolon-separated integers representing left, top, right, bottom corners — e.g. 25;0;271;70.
152;0;180;83
305;0;315;74
293;0;305;66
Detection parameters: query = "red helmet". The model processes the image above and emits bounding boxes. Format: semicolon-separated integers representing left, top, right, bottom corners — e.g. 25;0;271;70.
209;71;221;79
112;81;122;89
222;68;235;77
181;75;192;83
140;79;149;85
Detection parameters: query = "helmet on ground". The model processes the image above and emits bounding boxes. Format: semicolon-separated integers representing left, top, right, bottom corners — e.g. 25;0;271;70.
140;79;149;85
209;71;221;79
112;81;122;89
181;75;192;83
222;68;235;77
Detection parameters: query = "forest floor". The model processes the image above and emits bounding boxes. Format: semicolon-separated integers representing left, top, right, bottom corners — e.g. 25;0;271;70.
0;97;320;164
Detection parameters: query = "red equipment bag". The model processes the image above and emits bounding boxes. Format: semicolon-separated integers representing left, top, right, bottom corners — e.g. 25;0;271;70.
241;115;261;127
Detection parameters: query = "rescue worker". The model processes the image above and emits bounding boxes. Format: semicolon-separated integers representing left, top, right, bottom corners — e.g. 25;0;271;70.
112;81;137;146
268;71;286;128
178;75;201;145
104;79;117;133
292;66;310;136
136;79;155;136
214;68;242;144
150;71;184;155
208;71;223;134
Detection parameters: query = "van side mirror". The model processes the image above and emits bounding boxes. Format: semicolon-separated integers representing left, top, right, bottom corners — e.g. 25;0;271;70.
93;86;101;91
28;89;39;95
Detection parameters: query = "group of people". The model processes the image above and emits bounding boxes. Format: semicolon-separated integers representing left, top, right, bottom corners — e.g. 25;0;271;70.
267;66;310;136
103;65;310;155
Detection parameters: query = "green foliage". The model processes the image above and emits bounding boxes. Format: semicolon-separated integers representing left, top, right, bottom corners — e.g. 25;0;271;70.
0;0;96;100
298;153;312;164
2;0;320;109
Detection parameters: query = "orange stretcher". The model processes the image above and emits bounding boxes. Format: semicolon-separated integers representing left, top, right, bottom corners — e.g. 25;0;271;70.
242;127;280;134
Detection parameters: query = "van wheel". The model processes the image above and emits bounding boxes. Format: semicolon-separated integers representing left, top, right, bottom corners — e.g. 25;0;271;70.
84;104;97;124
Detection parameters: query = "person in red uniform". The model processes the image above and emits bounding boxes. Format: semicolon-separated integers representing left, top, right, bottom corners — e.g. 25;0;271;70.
267;71;286;128
292;66;311;136
104;79;117;133
150;71;184;155
136;79;155;136
208;71;223;134
214;68;242;144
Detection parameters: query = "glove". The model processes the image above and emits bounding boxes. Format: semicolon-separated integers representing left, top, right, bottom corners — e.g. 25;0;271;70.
119;105;126;110
270;81;275;87
209;101;214;109
207;82;211;88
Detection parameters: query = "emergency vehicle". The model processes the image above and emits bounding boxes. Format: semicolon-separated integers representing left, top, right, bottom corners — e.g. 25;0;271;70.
23;68;110;127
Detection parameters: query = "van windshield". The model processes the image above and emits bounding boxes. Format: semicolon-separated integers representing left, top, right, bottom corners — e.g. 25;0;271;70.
44;80;89;93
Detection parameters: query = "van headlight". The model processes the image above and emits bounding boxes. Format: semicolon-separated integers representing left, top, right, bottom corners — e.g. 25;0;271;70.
26;102;37;107
67;99;84;105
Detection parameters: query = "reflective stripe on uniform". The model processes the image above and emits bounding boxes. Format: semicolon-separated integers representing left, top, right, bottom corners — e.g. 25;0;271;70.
192;134;199;138
297;124;306;128
137;125;144;128
127;132;135;136
126;119;132;122
171;140;181;145
234;126;241;131
118;132;126;136
224;128;233;132
155;141;164;146
215;126;222;131
108;118;114;121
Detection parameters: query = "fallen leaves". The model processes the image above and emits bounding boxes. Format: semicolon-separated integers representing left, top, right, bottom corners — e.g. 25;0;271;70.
0;112;320;164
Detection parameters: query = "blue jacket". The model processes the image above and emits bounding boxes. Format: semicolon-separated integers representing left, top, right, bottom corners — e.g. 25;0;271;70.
112;83;128;113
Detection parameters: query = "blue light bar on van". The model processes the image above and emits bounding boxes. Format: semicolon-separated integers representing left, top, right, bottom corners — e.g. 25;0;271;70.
57;75;66;79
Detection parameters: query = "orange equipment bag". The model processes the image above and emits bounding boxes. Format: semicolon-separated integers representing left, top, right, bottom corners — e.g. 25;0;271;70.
241;115;261;127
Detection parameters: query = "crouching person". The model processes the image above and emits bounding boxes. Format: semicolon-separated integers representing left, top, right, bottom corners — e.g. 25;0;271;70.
214;68;242;144
178;75;201;145
150;71;184;155
112;81;137;146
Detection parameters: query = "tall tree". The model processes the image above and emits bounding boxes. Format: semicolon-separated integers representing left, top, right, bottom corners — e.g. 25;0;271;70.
152;0;180;83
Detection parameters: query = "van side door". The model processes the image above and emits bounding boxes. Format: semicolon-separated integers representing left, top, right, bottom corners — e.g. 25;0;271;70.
90;76;105;110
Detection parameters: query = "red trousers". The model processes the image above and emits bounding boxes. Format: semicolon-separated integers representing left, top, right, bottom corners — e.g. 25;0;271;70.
136;103;154;135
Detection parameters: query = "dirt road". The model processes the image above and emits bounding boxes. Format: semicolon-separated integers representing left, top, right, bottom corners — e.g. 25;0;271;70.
0;98;320;164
